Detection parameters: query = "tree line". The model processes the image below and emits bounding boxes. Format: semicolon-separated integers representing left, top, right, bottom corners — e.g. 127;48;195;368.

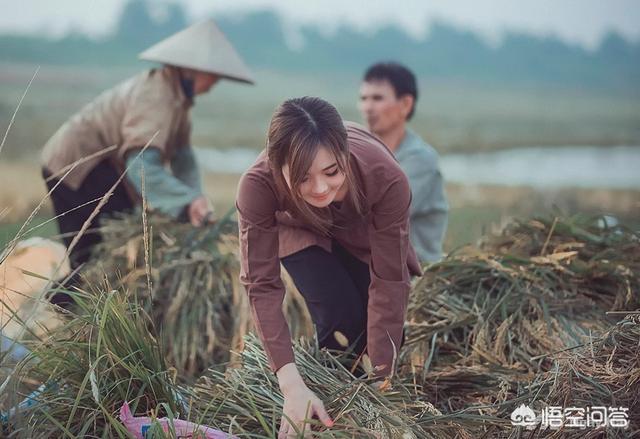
0;0;638;91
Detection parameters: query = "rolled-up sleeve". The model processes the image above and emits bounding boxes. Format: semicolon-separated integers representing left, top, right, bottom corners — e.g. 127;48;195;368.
236;172;294;372
170;146;202;193
126;148;201;218
367;171;412;377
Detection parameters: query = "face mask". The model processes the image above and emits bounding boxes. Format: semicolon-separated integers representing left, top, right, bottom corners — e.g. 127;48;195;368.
180;77;195;99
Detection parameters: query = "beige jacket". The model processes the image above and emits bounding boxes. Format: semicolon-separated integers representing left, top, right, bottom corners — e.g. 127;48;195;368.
42;66;192;190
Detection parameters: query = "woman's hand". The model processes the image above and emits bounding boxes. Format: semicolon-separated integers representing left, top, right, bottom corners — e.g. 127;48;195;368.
277;363;333;438
280;385;332;438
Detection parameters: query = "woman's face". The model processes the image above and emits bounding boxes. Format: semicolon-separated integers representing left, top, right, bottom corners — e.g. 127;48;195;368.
282;146;347;208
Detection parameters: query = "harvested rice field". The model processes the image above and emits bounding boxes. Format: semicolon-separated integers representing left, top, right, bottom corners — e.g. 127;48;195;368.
1;213;638;437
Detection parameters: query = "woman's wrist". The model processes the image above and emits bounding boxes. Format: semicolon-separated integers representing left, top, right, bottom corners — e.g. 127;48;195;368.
276;362;305;394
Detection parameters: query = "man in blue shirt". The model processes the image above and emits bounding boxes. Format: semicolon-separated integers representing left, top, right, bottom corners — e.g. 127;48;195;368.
359;62;448;262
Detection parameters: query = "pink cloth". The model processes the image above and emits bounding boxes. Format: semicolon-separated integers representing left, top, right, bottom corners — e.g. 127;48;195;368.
119;402;235;439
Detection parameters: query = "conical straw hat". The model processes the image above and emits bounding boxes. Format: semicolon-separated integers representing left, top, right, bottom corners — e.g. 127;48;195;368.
139;18;255;84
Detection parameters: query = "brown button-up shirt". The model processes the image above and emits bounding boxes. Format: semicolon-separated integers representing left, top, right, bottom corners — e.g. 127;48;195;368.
41;66;192;190
236;122;422;375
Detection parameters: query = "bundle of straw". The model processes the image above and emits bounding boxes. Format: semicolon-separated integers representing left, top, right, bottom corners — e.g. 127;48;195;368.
82;211;245;377
82;211;313;377
188;334;482;438
538;313;640;437
479;215;640;311
4;288;196;438
402;215;639;412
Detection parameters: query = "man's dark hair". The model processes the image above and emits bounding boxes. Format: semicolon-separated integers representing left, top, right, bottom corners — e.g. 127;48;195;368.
363;62;418;120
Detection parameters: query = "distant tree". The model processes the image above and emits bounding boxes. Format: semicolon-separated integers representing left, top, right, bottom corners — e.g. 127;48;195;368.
113;0;187;49
598;31;633;60
162;3;188;37
114;0;154;45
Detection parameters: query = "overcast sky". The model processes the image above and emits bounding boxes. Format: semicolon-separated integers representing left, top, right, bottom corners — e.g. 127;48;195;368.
1;0;638;50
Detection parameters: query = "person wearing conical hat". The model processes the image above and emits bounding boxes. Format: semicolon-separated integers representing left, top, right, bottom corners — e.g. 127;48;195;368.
41;19;253;301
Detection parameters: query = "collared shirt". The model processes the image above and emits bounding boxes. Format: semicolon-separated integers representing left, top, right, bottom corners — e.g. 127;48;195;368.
395;128;449;262
41;66;193;190
236;122;421;375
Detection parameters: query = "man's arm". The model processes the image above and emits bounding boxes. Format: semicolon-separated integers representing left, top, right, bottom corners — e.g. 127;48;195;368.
125;148;203;219
170;146;202;193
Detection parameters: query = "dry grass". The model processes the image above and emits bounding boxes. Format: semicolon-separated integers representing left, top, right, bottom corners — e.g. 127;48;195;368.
77;211;313;378
538;314;640;438
0;162;242;224
2;214;638;438
0;162;47;222
401;215;639;419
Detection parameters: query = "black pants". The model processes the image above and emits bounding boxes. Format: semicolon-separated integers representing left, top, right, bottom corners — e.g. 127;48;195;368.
281;241;371;358
43;160;134;286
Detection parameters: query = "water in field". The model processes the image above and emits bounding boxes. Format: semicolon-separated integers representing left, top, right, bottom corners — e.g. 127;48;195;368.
195;145;640;189
441;145;640;189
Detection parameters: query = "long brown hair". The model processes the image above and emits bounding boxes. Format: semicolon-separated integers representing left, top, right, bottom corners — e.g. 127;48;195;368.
267;96;363;235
